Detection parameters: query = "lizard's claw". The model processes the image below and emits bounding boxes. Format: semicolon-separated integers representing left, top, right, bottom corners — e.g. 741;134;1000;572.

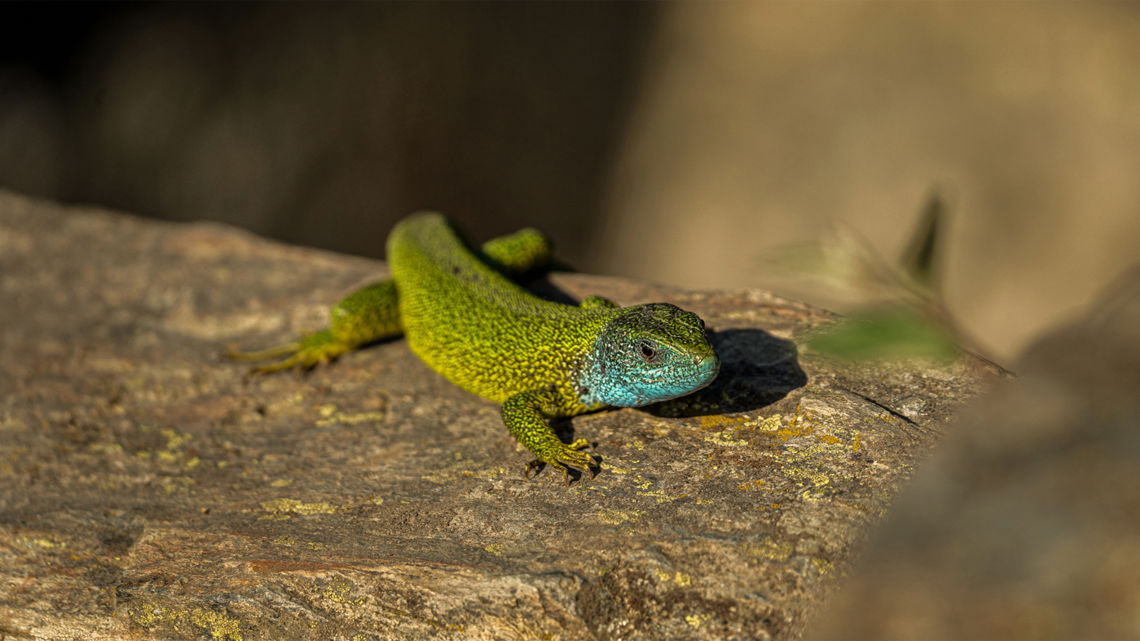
524;459;544;480
525;439;596;483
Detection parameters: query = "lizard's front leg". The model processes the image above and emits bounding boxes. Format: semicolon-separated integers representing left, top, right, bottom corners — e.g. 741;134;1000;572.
501;388;595;483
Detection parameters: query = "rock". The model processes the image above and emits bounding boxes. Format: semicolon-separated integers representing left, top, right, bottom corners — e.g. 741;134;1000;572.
808;268;1140;639
0;190;994;640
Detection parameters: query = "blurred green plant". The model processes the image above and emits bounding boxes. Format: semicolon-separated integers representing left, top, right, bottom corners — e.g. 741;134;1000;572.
768;192;1003;368
807;305;958;362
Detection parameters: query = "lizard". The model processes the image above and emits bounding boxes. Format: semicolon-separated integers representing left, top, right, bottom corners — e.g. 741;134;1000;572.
230;212;720;481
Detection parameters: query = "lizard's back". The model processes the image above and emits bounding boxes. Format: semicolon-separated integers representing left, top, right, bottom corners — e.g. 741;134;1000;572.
388;213;612;404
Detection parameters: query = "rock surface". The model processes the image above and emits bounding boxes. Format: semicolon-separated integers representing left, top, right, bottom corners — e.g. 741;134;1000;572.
0;191;995;640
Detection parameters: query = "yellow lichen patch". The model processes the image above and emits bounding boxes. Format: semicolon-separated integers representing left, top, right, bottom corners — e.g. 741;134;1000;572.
161;476;194;494
129;604;243;641
128;603;164;628
322;576;366;606
484;543;503;555
812;557;836;577
685;613;711;628
314;402;386;427
132;425;197;467
742;538;794;564
781;463;831;489
161;427;192;451
91;442;124;456
260;498;337;516
597;508;643;526
699;413;779;432
774;446;838;502
698;414;748;431
190;608;243;641
21;536;60;549
419;469;453;484
271;535;295;546
599;462;631;475
737;479;766;491
649;567;691;586
703;430;749;447
636;486;689;504
699;414;785;448
759;403;868;501
320;410;386;427
305;542;325;551
757;415;782;432
270;478;293;487
775;405;819;442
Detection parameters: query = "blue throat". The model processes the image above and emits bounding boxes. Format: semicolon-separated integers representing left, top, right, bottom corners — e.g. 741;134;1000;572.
576;337;719;409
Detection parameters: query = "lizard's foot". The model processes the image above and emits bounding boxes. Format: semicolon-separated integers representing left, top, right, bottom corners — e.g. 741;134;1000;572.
524;438;596;484
226;329;351;375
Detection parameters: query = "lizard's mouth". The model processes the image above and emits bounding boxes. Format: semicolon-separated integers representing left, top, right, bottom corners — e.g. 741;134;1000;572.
641;354;720;392
694;354;721;384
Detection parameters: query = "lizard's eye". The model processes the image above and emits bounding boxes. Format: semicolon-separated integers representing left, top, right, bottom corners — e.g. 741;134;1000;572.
639;341;657;362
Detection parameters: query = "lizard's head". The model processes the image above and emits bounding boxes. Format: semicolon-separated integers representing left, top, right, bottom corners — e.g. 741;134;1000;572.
582;303;720;408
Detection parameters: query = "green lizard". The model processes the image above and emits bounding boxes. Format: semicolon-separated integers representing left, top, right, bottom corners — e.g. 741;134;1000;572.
231;213;720;480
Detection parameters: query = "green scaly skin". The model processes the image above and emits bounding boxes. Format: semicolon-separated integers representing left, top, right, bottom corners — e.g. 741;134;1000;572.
231;212;720;481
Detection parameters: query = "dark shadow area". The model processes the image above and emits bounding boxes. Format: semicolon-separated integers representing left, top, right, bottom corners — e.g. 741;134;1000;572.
518;269;585;307
0;3;661;272
645;329;807;418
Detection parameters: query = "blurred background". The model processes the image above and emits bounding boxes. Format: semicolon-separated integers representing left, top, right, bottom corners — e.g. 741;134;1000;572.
3;2;1139;367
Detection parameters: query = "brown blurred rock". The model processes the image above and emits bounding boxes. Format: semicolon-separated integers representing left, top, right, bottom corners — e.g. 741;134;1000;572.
808;269;1140;639
0;191;995;640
